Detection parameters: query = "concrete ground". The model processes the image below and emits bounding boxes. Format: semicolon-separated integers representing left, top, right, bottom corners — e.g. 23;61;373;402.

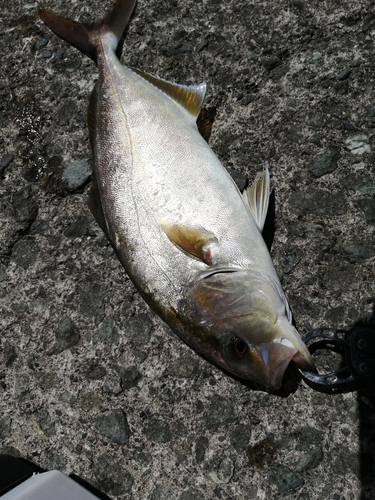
1;0;375;498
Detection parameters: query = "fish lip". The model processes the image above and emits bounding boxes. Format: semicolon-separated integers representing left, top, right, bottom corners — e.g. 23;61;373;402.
291;350;314;370
274;319;315;370
257;339;299;389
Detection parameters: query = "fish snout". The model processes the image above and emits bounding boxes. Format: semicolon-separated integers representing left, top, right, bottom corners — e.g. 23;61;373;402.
257;339;302;389
252;320;314;389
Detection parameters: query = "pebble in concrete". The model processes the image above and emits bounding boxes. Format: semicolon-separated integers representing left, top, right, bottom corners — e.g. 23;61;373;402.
178;488;205;500
296;447;324;472
61;158;91;191
203;395;237;430
51;317;80;353
357;199;375;225
309;149;339;177
267;465;304;493
207;455;234;484
144;417;172;443
0;153;13;176
168;356;200;378
97;316;120;344
345;134;371;155
95;409;130;445
11;186;38;224
123;313;153;344
94;453;134;496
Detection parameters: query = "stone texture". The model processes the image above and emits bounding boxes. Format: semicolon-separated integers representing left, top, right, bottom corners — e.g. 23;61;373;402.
1;1;374;499
357;199;375;225
345;134;371;155
144;417;172;443
95;409;130;445
309;149;339;177
29;219;51;236
0;153;13;175
207;455;234;484
203;395;237;430
79;282;105;317
11;186;38;224
289;188;347;216
85;362;107;380
0;416;11;439
340;172;375;195
51;317;80;353
123;313;153;344
94;454;134;496
195;436;209;463
62;158;91;191
10;238;41;269
229;424;252;453
296;447;324;472
168;357;200;378
116;365;142;390
64;216;94;238
178;488;205;500
150;485;174;500
267;465;304;493
96;316;120;344
33;409;56;438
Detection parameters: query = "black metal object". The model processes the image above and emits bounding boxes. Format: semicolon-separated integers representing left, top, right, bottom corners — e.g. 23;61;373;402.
298;316;375;387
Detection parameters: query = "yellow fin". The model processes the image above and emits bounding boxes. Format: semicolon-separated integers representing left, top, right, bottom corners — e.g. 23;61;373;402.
160;222;216;264
242;169;270;232
131;68;206;119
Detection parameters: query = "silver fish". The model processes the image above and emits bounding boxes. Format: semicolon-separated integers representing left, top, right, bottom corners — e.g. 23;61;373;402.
40;0;313;389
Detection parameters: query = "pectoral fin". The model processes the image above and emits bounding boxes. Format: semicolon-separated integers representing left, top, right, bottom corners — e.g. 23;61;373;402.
242;169;270;232
131;68;206;120
160;222;216;265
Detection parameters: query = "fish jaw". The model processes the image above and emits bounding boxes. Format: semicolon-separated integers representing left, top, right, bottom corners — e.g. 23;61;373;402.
249;340;299;389
254;320;314;389
274;318;314;370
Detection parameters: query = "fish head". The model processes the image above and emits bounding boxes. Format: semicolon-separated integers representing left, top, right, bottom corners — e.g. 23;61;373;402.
183;269;314;389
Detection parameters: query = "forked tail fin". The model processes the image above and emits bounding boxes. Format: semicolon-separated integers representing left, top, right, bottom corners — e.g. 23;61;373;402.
39;0;137;63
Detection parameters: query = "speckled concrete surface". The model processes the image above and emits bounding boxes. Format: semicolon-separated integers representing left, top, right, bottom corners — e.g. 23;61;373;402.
1;0;375;499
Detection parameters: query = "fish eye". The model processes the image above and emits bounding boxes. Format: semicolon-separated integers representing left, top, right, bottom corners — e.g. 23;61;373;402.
231;337;247;358
223;336;249;360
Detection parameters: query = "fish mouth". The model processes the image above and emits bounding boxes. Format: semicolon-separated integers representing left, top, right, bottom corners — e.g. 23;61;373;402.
257;338;302;389
256;327;314;389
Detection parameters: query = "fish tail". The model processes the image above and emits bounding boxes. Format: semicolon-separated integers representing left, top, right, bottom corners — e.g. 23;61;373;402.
39;0;137;62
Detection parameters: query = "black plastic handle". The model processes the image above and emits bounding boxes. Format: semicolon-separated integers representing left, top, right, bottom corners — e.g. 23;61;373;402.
298;317;375;387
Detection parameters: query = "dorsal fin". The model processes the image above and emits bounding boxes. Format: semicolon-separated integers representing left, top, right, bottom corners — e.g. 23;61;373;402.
242;169;270;232
130;68;206;120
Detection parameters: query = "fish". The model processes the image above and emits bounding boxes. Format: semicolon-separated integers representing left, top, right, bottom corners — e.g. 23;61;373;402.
39;0;314;389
